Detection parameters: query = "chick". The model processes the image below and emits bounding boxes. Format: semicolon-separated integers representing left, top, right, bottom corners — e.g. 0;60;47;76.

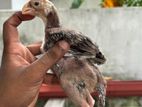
22;0;107;107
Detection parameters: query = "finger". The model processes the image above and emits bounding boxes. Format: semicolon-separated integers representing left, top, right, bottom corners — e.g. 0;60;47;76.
3;11;34;46
43;74;59;85
25;41;70;79
27;41;42;56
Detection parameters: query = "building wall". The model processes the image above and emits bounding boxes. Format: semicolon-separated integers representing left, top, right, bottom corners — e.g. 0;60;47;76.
51;0;100;9
1;8;142;80
0;0;12;9
12;0;27;10
0;0;101;10
0;7;142;107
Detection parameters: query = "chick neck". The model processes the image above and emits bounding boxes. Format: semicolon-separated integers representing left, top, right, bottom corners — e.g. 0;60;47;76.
44;5;60;29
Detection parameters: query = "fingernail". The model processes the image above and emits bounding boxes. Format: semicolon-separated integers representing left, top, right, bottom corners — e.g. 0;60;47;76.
59;41;69;50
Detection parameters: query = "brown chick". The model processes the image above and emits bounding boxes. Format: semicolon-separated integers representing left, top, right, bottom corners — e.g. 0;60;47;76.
53;57;106;107
22;0;106;107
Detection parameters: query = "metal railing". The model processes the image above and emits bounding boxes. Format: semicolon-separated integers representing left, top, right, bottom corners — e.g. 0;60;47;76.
39;80;142;98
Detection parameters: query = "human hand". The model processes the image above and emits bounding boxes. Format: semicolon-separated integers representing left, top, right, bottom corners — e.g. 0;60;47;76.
0;12;69;107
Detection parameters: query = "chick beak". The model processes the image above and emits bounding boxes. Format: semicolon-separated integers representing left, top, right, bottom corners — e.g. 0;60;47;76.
22;2;36;16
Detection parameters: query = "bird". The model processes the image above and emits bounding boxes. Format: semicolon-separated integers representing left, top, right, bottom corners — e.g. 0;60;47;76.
22;0;107;107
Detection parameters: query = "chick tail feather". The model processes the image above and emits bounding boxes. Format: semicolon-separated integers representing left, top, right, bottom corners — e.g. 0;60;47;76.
94;52;106;65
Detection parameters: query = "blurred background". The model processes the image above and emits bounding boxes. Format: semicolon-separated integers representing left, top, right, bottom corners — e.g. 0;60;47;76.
1;0;142;107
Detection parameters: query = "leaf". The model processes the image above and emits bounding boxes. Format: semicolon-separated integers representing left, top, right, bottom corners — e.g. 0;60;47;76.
70;0;85;9
124;0;142;6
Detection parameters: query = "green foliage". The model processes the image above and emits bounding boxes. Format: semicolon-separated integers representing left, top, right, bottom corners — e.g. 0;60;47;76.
118;0;125;6
123;0;142;6
101;0;142;7
70;0;85;9
71;0;142;7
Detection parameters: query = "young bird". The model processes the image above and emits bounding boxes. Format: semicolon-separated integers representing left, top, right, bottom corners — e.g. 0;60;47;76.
22;0;106;107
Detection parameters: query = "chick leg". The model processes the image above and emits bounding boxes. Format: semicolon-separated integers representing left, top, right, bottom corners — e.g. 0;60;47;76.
60;75;95;107
94;66;106;107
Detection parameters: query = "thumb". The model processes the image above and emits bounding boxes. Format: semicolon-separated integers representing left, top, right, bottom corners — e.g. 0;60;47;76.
25;41;70;78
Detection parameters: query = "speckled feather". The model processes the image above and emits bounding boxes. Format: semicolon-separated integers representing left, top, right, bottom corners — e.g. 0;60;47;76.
43;27;106;65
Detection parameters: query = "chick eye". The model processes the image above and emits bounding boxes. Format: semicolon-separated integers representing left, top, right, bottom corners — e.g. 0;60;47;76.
34;2;40;6
29;0;41;9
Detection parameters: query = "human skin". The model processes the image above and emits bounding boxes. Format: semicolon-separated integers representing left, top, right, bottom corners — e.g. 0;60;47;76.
0;12;69;107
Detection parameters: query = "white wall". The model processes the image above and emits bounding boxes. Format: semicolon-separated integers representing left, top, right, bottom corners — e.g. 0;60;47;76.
1;8;142;80
51;0;101;9
0;0;27;10
9;0;101;10
0;0;11;9
12;0;27;10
